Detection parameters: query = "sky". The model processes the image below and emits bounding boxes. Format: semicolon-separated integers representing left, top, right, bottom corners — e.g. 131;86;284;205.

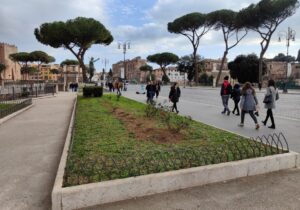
1;0;300;72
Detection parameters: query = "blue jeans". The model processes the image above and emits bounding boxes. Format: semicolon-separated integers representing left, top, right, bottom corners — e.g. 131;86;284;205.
221;95;230;112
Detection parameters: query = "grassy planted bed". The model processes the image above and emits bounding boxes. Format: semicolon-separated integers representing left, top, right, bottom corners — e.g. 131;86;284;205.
64;95;287;187
0;103;13;110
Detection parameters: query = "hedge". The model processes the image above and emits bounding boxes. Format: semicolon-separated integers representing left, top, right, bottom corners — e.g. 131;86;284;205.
83;86;103;97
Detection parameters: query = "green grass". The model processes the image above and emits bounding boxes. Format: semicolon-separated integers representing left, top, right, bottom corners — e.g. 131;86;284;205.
64;94;284;187
0;103;13;110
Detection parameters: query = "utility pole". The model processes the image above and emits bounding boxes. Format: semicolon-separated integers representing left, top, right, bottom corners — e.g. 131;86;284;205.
278;27;296;93
118;41;130;80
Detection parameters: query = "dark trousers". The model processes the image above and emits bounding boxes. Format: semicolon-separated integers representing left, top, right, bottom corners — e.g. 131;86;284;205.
241;110;257;124
155;90;159;98
232;99;240;114
172;102;178;112
264;109;275;126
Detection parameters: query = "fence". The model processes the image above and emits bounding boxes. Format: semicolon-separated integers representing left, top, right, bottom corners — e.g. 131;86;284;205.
0;98;32;119
0;83;56;118
0;84;56;100
63;133;289;186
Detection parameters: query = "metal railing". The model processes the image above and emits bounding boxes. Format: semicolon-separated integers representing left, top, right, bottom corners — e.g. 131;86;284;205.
0;98;32;119
0;84;56;99
63;133;289;186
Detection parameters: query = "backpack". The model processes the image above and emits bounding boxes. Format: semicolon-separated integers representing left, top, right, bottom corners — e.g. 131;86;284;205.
223;84;232;95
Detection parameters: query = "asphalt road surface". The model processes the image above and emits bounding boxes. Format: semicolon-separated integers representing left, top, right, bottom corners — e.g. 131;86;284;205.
122;85;300;152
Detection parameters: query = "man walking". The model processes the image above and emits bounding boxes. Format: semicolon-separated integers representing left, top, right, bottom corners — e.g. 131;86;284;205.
220;76;232;115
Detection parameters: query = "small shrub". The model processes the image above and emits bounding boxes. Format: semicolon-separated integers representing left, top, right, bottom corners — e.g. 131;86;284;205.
145;103;159;118
83;86;103;97
168;115;192;132
93;87;103;97
150;101;192;133
21;87;30;97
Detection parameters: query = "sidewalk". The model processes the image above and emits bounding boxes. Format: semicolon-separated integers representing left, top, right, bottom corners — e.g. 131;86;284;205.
0;92;76;210
86;168;300;210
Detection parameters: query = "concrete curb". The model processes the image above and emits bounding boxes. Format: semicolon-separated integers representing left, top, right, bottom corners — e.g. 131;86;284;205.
52;96;77;210
53;148;299;209
32;94;56;100
0;103;34;125
51;94;300;210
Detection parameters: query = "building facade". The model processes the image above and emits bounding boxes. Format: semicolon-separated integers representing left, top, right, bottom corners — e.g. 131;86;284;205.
202;58;230;86
112;56;147;82
28;64;60;81
154;66;187;84
0;42;21;81
265;61;287;81
265;61;300;80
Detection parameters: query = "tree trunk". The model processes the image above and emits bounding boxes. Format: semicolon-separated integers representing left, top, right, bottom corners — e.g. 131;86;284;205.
78;58;88;83
259;48;267;83
161;67;170;82
216;50;228;87
193;49;198;85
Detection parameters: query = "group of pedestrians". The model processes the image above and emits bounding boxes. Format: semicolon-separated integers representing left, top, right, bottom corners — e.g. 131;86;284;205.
107;80;127;95
145;81;161;103
145;81;181;114
69;83;78;92
220;76;278;130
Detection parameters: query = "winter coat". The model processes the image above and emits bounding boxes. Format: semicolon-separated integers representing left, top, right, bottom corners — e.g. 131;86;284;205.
231;86;241;102
156;84;161;92
169;86;181;103
220;80;232;96
264;86;277;109
240;89;258;111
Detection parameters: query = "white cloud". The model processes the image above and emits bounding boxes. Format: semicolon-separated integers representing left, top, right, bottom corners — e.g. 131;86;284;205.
0;0;299;71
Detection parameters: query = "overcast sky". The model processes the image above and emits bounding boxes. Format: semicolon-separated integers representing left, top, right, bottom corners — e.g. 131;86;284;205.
1;0;300;71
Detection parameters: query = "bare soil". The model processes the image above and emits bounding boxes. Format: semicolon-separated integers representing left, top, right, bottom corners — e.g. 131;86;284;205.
110;107;185;144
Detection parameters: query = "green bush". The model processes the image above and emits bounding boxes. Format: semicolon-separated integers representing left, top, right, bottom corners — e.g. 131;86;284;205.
83;86;103;97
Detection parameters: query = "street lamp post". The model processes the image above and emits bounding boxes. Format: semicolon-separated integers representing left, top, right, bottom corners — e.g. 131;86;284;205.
118;41;130;80
102;58;109;82
278;27;296;93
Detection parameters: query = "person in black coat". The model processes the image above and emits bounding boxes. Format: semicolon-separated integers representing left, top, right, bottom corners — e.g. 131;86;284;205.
146;81;156;103
155;81;161;98
169;82;181;113
231;84;241;116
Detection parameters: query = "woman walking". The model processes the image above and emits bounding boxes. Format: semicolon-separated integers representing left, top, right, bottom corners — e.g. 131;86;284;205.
155;81;161;98
239;82;260;129
262;79;278;129
231;84;241;116
169;82;181;113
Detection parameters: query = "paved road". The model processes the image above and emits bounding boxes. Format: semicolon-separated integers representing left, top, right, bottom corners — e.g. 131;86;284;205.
0;92;76;210
123;85;300;152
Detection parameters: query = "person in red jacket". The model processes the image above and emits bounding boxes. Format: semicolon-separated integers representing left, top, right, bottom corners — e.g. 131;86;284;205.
220;76;232;115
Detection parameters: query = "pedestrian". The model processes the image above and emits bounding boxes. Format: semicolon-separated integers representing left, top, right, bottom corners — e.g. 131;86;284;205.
169;82;181;113
155;81;161;98
231;84;241;116
220;76;232;115
258;82;262;91
74;83;78;92
146;81;155;103
262;79;279;129
116;81;122;96
69;83;73;92
239;82;260;129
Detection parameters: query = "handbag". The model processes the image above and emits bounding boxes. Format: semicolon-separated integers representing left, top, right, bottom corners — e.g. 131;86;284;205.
263;94;272;104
